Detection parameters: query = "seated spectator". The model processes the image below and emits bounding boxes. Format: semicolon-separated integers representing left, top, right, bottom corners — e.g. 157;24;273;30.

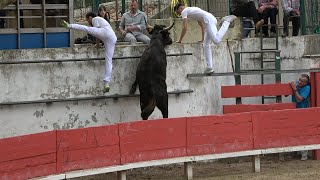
242;17;254;38
281;0;300;37
98;5;110;23
230;0;265;31
257;0;278;37
119;0;150;44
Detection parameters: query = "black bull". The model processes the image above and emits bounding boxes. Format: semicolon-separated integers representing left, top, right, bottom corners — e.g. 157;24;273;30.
129;22;175;120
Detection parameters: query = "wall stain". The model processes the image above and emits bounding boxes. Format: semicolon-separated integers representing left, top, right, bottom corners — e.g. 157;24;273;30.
85;120;90;126
53;123;61;130
92;113;98;123
33;110;44;118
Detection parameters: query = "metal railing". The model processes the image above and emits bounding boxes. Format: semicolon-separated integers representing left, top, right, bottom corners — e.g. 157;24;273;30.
0;1;73;48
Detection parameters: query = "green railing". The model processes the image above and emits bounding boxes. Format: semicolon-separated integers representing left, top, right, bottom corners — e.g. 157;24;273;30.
298;0;319;35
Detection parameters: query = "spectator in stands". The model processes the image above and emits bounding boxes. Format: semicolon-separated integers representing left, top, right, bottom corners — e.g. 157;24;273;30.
119;0;150;44
281;0;300;37
257;0;278;37
230;0;265;33
60;12;117;93
289;74;311;160
98;5;110;23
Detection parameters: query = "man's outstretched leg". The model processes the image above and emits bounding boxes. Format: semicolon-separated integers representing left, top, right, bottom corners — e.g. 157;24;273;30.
202;15;236;73
61;19;117;93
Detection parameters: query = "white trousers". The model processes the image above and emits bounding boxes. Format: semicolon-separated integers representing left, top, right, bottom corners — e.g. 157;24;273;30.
70;24;117;82
203;14;230;69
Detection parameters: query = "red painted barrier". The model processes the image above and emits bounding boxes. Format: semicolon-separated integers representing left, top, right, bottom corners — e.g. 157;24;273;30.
252;108;320;149
0;131;57;180
119;118;187;164
221;84;293;98
187;113;254;156
1;108;320;179
312;72;320;160
56;125;120;172
223;103;296;114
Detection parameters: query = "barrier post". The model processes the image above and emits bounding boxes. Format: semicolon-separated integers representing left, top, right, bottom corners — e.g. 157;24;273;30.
252;155;261;173
184;162;193;180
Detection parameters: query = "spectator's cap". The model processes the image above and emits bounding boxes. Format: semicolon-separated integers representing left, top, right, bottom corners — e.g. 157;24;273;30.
174;3;184;12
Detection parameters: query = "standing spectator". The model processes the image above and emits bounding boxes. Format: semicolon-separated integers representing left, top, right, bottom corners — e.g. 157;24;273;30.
119;0;150;44
289;74;311;160
281;0;300;37
60;12;117;93
230;0;265;31
257;0;278;37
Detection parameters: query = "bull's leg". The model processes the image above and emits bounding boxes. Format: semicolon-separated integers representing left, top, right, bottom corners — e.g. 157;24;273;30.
141;98;156;120
156;93;168;118
129;80;138;94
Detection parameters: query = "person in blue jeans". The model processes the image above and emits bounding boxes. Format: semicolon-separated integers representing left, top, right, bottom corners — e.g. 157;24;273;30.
290;74;311;160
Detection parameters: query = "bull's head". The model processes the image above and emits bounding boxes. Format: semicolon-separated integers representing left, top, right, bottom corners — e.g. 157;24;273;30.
148;22;175;46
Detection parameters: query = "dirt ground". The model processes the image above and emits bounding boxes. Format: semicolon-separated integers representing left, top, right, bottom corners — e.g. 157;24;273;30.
75;153;320;180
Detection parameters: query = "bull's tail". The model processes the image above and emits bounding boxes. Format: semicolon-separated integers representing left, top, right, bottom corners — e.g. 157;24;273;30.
129;80;138;94
141;96;156;120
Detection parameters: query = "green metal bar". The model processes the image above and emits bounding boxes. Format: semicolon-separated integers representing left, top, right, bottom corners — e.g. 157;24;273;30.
235;52;242;104
122;0;126;14
275;51;281;83
301;0;306;35
261;52;264;104
92;0;100;13
275;51;282;103
139;0;142;11
276;24;279;50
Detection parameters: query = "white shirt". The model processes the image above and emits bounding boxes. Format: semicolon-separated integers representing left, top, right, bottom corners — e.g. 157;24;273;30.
181;7;211;22
92;16;111;28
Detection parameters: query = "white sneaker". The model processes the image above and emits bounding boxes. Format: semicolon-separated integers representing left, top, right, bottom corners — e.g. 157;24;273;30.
204;67;214;74
301;155;308;161
220;15;237;28
102;82;110;93
301;151;308;161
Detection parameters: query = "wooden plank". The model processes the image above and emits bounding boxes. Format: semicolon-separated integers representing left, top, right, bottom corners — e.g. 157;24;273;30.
312;72;320;160
221;84;293;98
0;154;56;172
310;72;317;107
57;125;120;172
252;108;320;149
223;103;296;114
57;125;119;151
316;73;320;107
119;118;187;164
0;131;56;163
0;163;56;180
187;113;254;156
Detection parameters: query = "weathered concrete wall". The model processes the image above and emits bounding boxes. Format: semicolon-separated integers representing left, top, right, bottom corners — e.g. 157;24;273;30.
0;35;319;138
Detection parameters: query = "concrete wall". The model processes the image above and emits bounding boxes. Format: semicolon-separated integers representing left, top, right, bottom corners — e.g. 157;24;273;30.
0;35;320;138
73;18;242;44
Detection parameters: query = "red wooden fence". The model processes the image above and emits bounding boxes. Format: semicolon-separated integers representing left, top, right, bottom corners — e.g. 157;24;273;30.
1;108;320;180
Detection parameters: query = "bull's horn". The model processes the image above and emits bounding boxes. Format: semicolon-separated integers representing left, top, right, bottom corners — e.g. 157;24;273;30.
163;21;175;31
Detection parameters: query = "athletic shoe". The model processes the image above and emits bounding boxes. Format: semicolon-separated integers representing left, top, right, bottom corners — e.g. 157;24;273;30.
301;155;308;161
60;20;70;29
255;19;265;30
102;82;110;93
220;15;237;28
204;67;214;74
